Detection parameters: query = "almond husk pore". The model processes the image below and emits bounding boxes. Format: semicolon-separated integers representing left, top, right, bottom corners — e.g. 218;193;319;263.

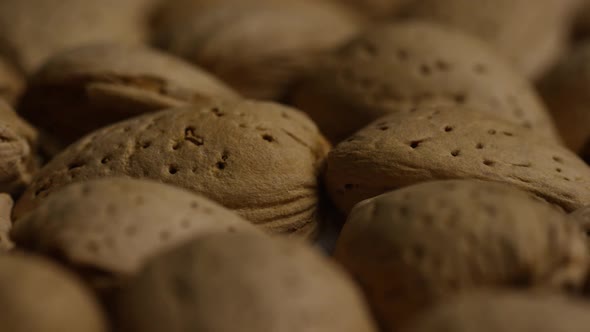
0;253;107;332
324;106;590;214
0;57;24;106
0;100;39;194
291;22;559;144
402;291;590;332
115;232;378;332
152;0;362;100
0;0;148;74
11;178;258;290
14;100;329;238
395;0;582;79
334;180;588;331
18;43;238;147
539;43;590;155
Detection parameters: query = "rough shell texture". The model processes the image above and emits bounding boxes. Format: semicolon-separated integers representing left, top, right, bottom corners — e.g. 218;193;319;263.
539;43;590;154
11;178;257;280
396;0;581;78
0;0;148;74
0;194;13;251
15;100;329;238
19;43;239;146
334;180;589;331
402;291;590;332
0;57;24;105
152;0;361;100
325;106;590;214
0;100;39;194
291;22;559;143
0;253;107;332
115;232;378;332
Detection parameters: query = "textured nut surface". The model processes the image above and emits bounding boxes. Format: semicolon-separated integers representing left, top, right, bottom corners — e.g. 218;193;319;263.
539;43;590;154
15;100;329;237
0;57;24;105
337;0;413;18
396;0;580;78
19;43;238;145
325;106;590;213
11;178;257;279
292;22;559;143
115;232;378;332
0;194;13;251
153;0;361;100
334;180;589;330
0;0;148;74
0;253;107;332
402;291;590;332
0;100;39;194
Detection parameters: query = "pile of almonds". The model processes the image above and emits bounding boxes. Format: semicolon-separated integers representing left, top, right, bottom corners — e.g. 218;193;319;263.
3;0;590;331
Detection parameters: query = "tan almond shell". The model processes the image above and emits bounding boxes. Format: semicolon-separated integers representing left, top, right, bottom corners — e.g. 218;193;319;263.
0;0;148;74
0;57;24;105
0;253;107;332
334;180;589;331
396;0;581;78
0;100;39;194
19;43;239;146
324;106;590;214
539;43;590;153
152;0;362;100
14;100;330;238
291;22;559;143
0;194;13;251
11;178;258;280
402;291;590;332
115;232;378;332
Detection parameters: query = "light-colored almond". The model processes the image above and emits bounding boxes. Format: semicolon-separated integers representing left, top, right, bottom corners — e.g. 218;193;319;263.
0;253;107;332
19;43;238;146
15;100;329;238
335;180;588;330
325;106;590;213
115;232;378;332
292;22;558;143
0;57;24;105
152;0;362;100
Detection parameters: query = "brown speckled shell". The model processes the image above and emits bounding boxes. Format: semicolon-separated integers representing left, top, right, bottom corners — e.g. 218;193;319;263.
325;106;590;213
15;100;329;238
19;43;238;146
335;180;589;330
292;22;559;143
115;232;378;332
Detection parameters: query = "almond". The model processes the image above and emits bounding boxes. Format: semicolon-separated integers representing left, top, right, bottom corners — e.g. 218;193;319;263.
0;194;13;251
334;179;588;330
11;178;258;288
325;106;590;213
115;232;378;332
396;0;581;78
19;43;238;146
0;253;107;332
15;100;329;238
292;22;558;143
0;0;148;74
152;0;362;100
403;291;590;332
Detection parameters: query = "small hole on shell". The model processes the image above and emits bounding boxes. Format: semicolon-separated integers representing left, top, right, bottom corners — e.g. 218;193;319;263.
141;142;151;149
420;64;431;76
483;159;495;166
101;157;110;164
262;134;275;142
216;162;226;170
451;150;460;157
476;143;484;149
168;165;179;174
444;126;454;132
